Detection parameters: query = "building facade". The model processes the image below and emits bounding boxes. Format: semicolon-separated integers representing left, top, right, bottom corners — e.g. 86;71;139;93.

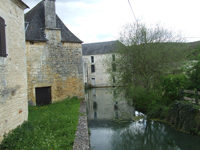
25;0;84;106
82;41;117;87
0;0;29;142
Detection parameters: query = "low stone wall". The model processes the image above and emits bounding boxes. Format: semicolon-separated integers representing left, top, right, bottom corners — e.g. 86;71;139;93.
73;100;90;150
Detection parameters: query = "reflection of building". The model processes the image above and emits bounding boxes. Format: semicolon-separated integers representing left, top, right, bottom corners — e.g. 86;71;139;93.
0;0;29;142
25;0;84;105
86;88;135;120
82;41;117;87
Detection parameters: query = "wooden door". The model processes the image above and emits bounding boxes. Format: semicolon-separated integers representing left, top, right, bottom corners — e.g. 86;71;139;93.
35;87;51;106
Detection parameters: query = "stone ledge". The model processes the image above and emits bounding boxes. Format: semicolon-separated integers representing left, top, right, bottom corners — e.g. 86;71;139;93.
73;100;90;150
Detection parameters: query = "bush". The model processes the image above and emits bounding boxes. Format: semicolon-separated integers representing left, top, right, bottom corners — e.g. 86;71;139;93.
147;104;170;120
185;60;200;91
160;74;186;105
166;100;200;133
127;86;160;113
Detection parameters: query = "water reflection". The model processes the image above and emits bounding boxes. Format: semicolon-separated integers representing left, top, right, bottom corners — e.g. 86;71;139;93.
86;88;135;121
86;88;200;150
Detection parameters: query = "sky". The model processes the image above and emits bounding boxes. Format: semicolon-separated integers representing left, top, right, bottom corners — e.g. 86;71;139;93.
22;0;200;44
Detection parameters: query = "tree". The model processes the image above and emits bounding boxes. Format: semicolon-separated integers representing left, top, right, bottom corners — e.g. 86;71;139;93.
185;60;200;91
104;22;186;91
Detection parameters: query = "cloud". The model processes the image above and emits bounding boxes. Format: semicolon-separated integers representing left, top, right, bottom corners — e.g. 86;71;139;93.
96;33;113;40
22;0;200;43
59;0;100;4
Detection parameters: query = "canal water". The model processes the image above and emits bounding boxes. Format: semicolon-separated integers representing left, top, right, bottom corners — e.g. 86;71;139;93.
86;88;200;150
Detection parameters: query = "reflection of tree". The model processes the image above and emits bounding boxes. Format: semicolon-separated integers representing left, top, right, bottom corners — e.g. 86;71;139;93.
87;88;200;150
111;121;180;150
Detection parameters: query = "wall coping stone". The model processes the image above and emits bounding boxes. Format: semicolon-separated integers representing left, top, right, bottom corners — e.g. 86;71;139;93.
73;100;90;150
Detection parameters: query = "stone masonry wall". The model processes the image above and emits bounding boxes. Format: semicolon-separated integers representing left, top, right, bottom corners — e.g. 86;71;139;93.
83;54;112;87
0;0;28;142
26;29;84;105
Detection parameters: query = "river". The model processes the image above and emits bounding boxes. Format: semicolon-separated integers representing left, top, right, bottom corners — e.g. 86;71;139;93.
86;88;200;150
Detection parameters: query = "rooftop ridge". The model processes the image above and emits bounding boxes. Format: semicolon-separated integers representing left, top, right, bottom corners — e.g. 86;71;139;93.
25;0;82;43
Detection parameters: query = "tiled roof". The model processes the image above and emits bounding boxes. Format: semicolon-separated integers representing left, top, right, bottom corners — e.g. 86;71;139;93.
82;41;117;55
25;0;82;43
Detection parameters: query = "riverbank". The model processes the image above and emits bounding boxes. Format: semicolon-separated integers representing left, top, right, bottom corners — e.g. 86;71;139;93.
0;97;81;150
147;100;200;135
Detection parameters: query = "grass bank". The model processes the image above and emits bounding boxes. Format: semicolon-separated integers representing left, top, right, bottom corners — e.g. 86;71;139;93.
0;97;80;150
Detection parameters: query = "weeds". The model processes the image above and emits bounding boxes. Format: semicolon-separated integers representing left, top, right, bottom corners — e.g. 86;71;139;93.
0;97;80;150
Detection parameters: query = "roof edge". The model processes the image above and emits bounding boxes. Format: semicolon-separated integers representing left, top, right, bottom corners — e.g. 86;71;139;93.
45;27;61;30
11;0;29;10
83;52;115;56
61;40;83;44
26;39;48;42
83;40;118;45
26;39;83;43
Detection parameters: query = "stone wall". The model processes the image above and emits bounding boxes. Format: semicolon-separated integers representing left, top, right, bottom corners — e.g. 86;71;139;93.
83;54;113;87
26;30;84;105
0;0;28;142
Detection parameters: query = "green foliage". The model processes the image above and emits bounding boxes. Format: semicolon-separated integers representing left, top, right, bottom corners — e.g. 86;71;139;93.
160;74;186;104
185;60;200;91
187;46;200;60
0;97;80;150
104;22;186;91
127;86;160;113
166;100;200;133
0;122;34;150
147;104;170;120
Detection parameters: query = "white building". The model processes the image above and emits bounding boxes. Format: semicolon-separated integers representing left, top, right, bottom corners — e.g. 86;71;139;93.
82;41;117;87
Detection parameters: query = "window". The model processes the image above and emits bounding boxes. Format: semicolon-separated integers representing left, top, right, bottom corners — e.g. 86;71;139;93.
0;17;7;57
91;56;94;63
112;63;116;72
91;78;96;86
91;65;95;73
113;90;117;96
112;54;115;61
113;77;115;83
25;22;29;32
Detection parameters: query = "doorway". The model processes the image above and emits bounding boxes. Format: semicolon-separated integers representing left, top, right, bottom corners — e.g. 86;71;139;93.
35;87;51;106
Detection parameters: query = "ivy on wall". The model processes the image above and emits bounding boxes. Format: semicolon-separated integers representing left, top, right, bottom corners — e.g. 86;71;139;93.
166;100;200;134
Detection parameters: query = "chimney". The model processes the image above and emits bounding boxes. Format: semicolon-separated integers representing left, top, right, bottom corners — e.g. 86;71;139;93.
44;0;56;28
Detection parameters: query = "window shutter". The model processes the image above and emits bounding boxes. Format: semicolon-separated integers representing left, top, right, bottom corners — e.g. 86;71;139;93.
91;56;94;63
91;65;95;73
0;17;7;57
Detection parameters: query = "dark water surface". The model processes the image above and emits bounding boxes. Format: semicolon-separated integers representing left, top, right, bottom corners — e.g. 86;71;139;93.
86;88;200;150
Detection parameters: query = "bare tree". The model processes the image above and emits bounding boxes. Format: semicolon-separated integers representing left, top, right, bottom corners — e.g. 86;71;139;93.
104;22;186;90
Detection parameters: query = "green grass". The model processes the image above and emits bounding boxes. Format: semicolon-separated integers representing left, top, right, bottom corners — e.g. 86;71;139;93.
0;97;80;150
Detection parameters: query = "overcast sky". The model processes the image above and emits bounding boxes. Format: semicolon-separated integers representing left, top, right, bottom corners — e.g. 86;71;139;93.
22;0;200;43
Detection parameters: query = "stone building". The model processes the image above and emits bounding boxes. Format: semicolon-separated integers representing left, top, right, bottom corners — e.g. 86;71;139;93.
82;41;117;87
86;88;135;121
25;0;84;106
0;0;29;142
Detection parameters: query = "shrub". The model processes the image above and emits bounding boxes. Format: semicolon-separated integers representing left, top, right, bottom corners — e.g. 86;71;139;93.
185;60;200;91
147;104;170;120
166;100;200;133
160;74;186;105
127;86;160;113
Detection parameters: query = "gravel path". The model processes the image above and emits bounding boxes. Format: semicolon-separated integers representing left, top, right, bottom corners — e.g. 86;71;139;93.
73;100;90;150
